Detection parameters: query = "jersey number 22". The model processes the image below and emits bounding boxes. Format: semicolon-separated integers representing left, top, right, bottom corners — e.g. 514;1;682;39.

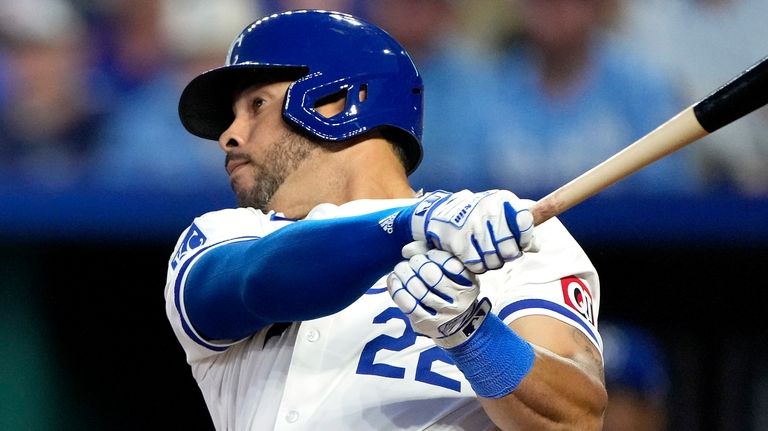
355;307;461;392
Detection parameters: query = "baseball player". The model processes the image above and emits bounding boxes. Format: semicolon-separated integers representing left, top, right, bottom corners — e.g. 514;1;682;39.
165;10;606;430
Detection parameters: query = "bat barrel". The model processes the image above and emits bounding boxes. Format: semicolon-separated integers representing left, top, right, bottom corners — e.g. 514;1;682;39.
694;56;768;133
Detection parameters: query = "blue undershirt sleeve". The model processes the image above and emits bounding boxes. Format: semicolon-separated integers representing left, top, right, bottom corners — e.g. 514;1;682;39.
184;207;414;341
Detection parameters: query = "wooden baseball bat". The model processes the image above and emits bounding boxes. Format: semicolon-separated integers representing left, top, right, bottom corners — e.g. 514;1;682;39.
531;55;768;226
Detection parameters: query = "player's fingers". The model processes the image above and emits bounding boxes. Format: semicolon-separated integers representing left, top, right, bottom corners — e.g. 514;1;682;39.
461;245;487;274
516;209;538;252
395;260;431;303
491;216;523;262
426;249;473;286
408;254;443;287
423;248;454;263
416;288;455;313
392;261;432;313
421;250;480;315
409;251;470;308
392;260;411;283
401;240;430;259
386;272;418;315
473;226;504;271
503;202;538;253
496;238;522;261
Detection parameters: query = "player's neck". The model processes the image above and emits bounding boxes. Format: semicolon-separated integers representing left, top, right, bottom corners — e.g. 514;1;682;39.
267;138;416;218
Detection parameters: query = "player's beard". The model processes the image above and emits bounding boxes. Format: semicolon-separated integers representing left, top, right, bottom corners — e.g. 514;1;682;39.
234;130;316;211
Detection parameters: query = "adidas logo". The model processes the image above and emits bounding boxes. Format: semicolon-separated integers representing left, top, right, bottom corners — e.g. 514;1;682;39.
378;213;397;234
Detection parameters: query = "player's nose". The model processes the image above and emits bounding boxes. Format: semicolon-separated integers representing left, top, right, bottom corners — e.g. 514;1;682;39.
218;118;245;152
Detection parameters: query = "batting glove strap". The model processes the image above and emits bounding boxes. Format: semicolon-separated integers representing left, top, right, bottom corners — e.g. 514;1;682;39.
407;190;454;242
443;310;535;399
391;191;452;242
434;297;491;349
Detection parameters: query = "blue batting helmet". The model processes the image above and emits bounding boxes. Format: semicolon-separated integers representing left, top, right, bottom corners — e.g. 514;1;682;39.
178;9;424;173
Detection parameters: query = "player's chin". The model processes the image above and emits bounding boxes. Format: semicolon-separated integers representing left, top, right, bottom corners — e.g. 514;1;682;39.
233;186;257;209
229;167;254;190
230;178;252;201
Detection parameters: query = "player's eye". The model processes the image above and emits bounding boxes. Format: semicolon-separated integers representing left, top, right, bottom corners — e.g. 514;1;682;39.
251;97;266;112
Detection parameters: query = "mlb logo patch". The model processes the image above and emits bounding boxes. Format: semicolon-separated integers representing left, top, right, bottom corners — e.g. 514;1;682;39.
171;223;207;269
561;276;595;326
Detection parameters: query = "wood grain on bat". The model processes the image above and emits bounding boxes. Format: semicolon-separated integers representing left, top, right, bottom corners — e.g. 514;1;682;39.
531;106;708;226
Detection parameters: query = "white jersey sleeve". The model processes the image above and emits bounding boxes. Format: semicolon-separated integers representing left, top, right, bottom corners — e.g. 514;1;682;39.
164;208;294;364
478;214;602;352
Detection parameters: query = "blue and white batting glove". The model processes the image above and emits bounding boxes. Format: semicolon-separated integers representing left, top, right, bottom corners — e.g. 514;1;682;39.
387;244;488;349
406;189;537;274
387;243;537;397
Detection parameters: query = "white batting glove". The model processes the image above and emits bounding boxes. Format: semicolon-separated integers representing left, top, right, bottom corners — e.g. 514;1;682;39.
409;190;537;273
387;246;492;349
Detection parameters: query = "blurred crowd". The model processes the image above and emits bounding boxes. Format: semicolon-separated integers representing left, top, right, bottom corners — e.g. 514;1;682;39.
1;0;767;198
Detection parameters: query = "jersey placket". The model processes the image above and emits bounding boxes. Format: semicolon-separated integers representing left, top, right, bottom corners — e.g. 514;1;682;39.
274;317;333;430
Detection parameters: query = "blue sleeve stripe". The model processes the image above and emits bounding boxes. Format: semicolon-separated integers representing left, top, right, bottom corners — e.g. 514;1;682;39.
174;236;261;351
364;287;388;295
497;299;599;347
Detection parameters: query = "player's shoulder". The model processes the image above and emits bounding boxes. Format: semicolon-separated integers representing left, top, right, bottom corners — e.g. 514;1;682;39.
195;206;293;234
535;215;593;266
306;197;419;219
168;207;293;272
501;201;597;284
195;206;276;222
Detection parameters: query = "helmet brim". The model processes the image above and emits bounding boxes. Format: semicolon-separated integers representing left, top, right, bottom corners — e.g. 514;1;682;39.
178;64;307;140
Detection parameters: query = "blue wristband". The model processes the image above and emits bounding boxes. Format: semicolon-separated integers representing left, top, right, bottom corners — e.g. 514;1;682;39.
443;312;535;398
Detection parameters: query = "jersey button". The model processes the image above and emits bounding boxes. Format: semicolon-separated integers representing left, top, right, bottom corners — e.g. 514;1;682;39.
306;329;320;342
286;410;300;423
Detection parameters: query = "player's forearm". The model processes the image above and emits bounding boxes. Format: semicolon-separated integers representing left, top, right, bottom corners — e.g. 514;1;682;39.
184;207;413;339
438;312;606;430
479;346;607;431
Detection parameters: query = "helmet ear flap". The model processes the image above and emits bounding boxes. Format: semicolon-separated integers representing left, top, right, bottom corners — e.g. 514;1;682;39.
283;70;422;173
306;81;369;122
310;87;351;120
284;73;372;141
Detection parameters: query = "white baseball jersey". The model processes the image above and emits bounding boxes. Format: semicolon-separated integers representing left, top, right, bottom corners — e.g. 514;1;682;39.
165;198;602;431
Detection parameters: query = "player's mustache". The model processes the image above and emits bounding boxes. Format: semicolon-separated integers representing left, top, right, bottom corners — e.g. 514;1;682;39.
225;153;253;168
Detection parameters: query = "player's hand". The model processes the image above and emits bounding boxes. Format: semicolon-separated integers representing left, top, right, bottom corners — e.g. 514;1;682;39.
407;190;537;273
387;245;491;349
